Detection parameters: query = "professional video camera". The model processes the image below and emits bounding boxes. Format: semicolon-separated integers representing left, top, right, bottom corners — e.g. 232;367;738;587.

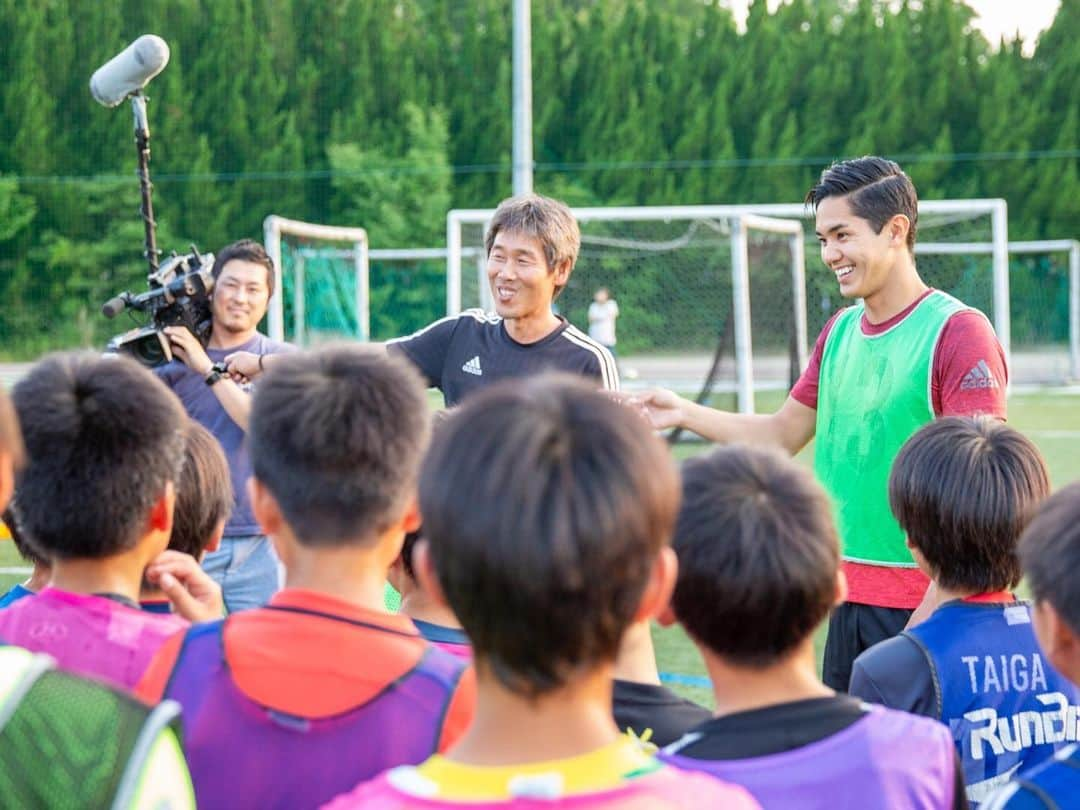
93;35;218;368
102;247;215;367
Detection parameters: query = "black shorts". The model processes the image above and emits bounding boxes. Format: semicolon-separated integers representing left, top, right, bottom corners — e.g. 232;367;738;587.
822;602;913;692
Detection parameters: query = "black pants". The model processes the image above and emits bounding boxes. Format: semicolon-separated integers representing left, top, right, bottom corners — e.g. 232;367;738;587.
822;602;913;692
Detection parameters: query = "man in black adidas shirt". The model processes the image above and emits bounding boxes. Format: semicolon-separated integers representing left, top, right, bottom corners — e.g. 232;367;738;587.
227;194;617;405
387;193;618;406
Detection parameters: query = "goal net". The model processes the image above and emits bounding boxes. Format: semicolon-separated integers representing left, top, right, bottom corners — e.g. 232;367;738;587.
994;240;1078;382
263;216;370;345
448;199;1012;411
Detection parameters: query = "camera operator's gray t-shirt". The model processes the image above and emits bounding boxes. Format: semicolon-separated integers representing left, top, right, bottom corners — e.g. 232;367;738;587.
155;333;293;537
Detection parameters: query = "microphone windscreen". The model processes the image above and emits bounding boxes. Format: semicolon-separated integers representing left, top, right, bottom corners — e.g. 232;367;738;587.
90;35;170;107
101;296;127;318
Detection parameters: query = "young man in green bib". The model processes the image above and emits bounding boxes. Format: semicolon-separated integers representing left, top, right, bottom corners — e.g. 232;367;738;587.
630;156;1007;691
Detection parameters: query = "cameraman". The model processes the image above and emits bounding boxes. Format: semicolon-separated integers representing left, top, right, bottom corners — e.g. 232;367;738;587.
155;239;292;612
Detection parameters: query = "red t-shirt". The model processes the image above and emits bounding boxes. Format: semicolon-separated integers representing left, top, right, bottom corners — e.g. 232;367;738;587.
790;290;1008;609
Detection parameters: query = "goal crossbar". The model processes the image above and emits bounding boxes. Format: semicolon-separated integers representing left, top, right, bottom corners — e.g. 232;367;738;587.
448;199;1010;362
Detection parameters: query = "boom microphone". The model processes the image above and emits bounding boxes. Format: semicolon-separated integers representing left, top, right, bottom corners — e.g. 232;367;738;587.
90;35;170;107
101;295;128;319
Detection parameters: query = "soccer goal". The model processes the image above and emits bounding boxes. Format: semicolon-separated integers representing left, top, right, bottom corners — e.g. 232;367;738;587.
914;238;1079;382
263;216;370;345
449;205;808;414
448;199;1010;411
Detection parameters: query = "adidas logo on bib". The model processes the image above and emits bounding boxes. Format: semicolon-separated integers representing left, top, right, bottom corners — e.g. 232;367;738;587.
462;356;483;376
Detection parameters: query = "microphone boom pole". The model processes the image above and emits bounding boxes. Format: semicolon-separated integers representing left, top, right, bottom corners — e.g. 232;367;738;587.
90;34;171;277
131;92;160;274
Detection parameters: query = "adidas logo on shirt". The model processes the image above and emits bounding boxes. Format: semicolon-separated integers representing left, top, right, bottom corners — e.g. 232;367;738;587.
960;359;1000;390
462;356;483;376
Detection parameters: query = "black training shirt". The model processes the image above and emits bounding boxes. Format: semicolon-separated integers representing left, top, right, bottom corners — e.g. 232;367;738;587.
387;309;619;407
611;680;713;747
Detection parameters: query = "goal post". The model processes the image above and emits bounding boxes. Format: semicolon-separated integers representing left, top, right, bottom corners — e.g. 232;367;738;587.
732;214;807;413
263;216;370;344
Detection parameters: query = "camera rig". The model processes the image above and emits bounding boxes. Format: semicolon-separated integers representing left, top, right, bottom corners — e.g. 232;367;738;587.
98;39;216;368
103;247;215;367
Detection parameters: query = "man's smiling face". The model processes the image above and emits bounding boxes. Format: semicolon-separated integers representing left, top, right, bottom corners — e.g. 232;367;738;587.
815;195;896;302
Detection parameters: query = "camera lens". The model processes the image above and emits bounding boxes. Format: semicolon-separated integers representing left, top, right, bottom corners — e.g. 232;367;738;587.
121;330;169;367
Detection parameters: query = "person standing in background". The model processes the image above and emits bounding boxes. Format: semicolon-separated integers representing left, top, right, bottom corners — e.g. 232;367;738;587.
588;287;620;358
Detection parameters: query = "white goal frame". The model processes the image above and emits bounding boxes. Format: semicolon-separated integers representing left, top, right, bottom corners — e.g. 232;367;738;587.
448;205;807;413
263;216;371;343
448;199;1010;374
912;238;1078;380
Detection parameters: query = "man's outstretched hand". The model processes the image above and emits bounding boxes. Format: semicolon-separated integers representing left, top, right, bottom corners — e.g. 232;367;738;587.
611;388;688;432
224;351;262;383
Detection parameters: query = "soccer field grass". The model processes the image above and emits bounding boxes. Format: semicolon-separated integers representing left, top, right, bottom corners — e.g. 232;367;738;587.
2;388;1079;708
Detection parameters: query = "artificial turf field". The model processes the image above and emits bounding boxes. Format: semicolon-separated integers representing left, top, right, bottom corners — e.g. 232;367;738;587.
2;386;1079;709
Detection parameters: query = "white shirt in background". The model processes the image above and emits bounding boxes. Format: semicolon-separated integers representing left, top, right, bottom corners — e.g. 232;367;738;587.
588;299;619;346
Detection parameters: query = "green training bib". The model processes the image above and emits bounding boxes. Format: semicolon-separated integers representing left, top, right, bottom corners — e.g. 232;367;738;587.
814;291;967;565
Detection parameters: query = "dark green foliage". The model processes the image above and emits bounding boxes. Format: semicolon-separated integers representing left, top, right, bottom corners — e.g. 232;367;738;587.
0;0;1074;356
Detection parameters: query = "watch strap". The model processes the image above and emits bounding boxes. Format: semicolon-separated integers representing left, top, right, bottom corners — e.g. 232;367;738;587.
204;361;228;387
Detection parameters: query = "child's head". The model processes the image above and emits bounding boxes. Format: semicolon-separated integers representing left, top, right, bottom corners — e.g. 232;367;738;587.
170;420;232;559
12;353;185;561
248;345;429;549
672;444;841;668
890;416;1049;593
1020;481;1080;681
419;374;679;698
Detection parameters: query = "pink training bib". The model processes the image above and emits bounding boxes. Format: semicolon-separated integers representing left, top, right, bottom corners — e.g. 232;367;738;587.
0;587;186;689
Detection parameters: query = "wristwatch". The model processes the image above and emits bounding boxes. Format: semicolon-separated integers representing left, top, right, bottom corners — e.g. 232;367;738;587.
204;362;228;387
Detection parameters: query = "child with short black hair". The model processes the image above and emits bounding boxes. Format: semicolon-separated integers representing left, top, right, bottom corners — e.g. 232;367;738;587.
980;481;1080;807
137;345;475;809
0;505;50;608
389;527;471;659
140;419;232;614
0;352;222;690
0;376;198;808
390;523;709;744
983;481;1080;808
0;388;32;606
326;375;756;809
851;416;1077;807
661;444;960;809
